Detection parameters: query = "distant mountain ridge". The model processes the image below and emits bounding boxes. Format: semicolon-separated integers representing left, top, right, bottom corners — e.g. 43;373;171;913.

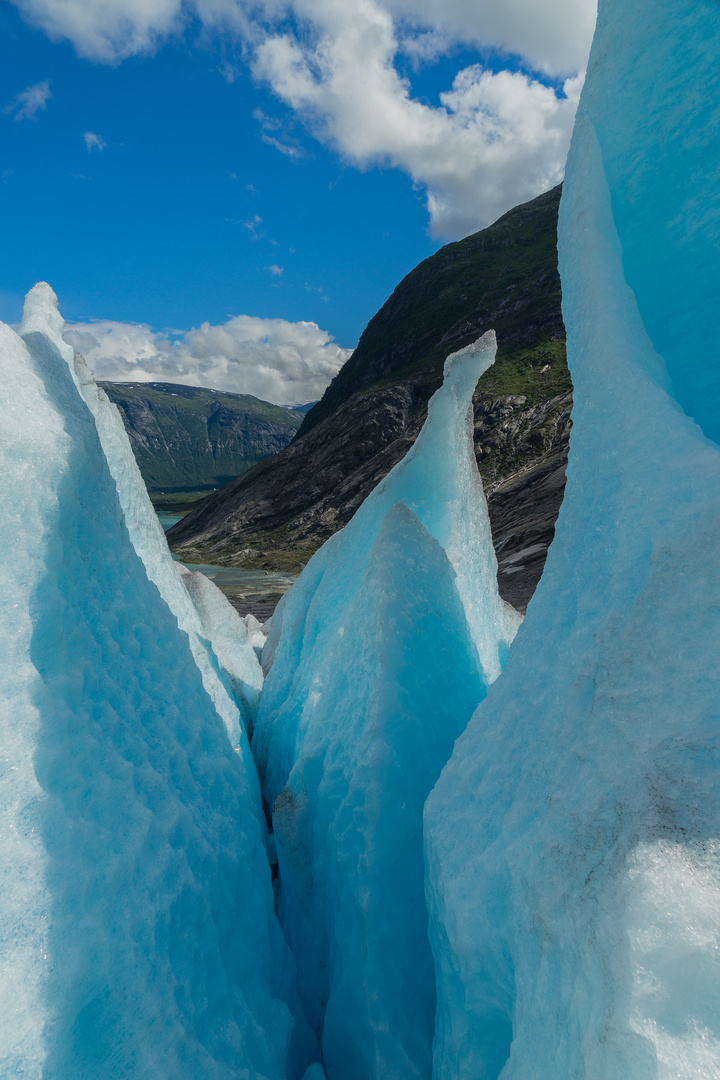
169;186;572;611
100;381;303;492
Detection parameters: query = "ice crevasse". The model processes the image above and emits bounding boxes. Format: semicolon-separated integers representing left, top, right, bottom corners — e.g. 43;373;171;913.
0;285;517;1080
0;284;296;1079
424;1;720;1078
0;279;519;1079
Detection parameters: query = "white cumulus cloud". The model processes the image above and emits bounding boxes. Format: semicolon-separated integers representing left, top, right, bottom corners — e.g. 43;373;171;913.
11;0;597;235
383;0;596;77
12;0;184;62
63;313;352;405
251;4;584;235
4;79;52;121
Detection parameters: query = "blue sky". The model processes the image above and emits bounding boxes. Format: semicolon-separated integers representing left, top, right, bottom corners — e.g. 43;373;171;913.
1;5;433;340
1;0;594;403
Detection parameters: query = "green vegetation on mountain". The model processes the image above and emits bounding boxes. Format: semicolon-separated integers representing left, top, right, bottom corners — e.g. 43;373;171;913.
100;381;303;493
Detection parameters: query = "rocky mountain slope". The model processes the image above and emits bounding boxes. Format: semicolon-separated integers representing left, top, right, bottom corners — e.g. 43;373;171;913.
101;381;303;493
169;186;572;611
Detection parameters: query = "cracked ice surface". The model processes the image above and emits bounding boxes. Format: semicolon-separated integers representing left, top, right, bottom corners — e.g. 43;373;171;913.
424;2;720;1077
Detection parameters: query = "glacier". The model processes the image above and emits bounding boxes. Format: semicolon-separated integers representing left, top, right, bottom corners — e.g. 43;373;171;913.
424;2;720;1078
0;285;295;1079
3;0;720;1073
254;334;519;1078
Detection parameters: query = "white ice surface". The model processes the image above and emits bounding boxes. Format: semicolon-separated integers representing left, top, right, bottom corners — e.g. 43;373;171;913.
244;613;269;662
424;4;720;1076
0;284;294;1080
178;565;264;727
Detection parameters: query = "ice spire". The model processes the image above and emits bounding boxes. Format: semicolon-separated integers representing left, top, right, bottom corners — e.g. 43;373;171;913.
254;334;518;1078
256;331;520;806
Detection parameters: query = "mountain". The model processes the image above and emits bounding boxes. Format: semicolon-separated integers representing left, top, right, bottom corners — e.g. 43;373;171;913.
100;381;303;493
169;185;572;612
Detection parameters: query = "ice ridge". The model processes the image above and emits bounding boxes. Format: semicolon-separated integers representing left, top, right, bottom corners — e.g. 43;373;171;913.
0;285;295;1079
424;2;720;1077
7;1;719;1066
56;308;264;747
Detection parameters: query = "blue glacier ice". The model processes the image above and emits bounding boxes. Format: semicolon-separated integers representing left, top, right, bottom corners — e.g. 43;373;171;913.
424;2;720;1077
254;335;519;1078
70;343;263;743
273;504;486;1079
0;285;294;1079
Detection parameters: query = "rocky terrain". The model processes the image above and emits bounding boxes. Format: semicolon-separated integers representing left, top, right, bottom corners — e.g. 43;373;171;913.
169;186;572;612
101;381;303;493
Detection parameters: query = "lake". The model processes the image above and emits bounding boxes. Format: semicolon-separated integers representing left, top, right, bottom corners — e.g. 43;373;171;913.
156;509;296;605
156;511;188;531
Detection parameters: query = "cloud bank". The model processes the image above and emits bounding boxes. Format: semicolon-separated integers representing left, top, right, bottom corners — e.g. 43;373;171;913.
63;314;352;405
12;0;596;237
